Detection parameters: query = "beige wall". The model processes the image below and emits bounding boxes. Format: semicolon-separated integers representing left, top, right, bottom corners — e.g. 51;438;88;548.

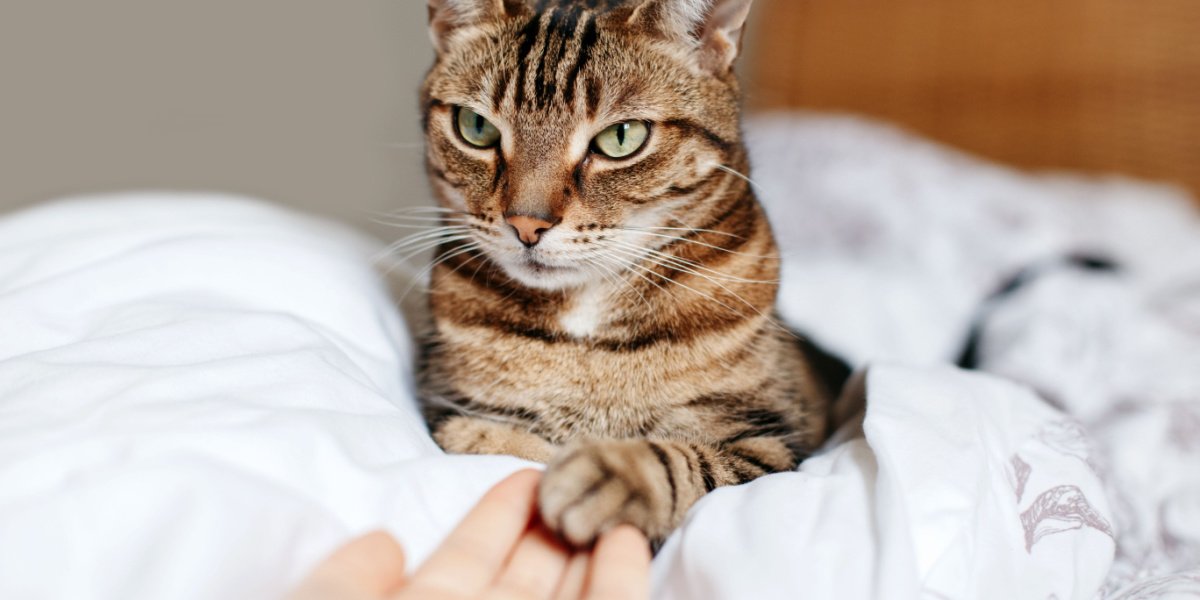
0;2;775;243
0;0;434;241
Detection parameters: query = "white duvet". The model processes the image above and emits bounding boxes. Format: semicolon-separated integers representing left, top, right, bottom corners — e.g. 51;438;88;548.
1;115;1197;600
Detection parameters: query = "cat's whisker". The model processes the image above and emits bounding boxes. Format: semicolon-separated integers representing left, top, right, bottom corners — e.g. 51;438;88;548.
604;256;675;304
371;220;469;230
605;239;779;285
582;254;651;311
377;240;463;270
375;206;469;217
372;217;471;228
618;229;781;260
463;246;492;290
610;237;779;278
607;238;733;278
372;214;472;224
600;245;748;317
602;243;791;333
378;247;447;279
624;225;743;239
377;211;468;220
385;235;477;267
417;243;484;289
660;212;754;242
375;231;476;270
439;244;486;281
381;226;474;254
609;247;748;316
397;242;483;302
616;245;800;341
368;209;472;229
577;258;617;295
634;212;744;240
591;247;672;298
714;164;775;198
371;221;472;235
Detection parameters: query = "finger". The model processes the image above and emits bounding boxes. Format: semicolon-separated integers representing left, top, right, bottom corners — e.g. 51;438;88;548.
402;470;542;598
484;524;571;600
584;526;652;600
551;552;591;600
289;531;407;600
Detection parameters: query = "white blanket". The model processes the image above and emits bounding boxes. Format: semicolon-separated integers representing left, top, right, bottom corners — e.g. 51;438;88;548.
746;114;1200;598
1;115;1197;599
0;197;528;598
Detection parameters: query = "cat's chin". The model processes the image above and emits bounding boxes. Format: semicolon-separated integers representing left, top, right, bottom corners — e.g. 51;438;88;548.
499;256;594;291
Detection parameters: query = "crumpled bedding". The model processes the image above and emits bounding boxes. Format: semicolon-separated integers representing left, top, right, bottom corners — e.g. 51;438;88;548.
745;114;1200;598
0;114;1196;600
653;366;1114;600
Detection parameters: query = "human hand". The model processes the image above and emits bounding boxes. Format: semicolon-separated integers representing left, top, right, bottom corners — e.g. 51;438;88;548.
289;470;652;600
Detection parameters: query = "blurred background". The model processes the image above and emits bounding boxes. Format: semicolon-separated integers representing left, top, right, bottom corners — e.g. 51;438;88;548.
1;0;1196;242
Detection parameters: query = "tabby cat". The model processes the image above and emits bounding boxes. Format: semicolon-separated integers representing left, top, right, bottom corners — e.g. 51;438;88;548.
416;0;842;547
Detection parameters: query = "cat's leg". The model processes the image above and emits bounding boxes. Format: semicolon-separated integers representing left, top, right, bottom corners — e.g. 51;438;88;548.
433;415;559;464
538;436;799;547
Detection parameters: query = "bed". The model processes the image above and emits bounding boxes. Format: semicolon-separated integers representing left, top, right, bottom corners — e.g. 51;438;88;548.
1;115;1197;599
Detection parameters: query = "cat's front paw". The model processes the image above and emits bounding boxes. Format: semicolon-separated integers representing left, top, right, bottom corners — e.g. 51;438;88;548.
538;440;671;547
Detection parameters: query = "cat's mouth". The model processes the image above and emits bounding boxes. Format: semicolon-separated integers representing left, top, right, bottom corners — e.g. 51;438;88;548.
520;256;571;274
494;251;592;291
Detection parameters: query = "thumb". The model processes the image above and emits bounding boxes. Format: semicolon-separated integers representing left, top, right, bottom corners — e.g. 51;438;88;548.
289;531;408;600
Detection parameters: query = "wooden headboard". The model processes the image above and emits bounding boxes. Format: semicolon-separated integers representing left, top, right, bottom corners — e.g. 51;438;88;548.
746;0;1200;199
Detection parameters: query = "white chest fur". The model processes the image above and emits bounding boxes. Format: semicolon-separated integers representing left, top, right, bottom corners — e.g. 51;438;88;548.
559;284;608;339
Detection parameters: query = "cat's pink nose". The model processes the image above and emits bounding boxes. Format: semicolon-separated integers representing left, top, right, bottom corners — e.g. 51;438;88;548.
506;214;556;248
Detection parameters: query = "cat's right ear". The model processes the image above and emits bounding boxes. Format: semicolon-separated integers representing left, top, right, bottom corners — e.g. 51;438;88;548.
428;0;527;53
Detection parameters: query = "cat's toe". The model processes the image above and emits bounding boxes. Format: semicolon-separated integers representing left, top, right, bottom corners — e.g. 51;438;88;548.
538;443;653;547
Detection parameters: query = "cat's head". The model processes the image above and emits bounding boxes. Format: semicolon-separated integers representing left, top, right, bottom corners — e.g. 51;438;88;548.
421;0;755;291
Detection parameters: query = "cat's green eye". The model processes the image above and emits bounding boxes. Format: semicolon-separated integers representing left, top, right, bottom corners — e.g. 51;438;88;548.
593;121;650;159
455;106;501;148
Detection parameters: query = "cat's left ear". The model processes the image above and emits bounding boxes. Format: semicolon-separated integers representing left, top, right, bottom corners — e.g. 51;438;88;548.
627;0;754;74
696;0;754;74
427;0;527;53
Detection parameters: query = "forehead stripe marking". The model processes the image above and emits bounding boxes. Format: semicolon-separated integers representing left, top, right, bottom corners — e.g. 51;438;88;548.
563;14;599;107
512;15;545;110
517;5;602;110
491;69;511;111
532;7;562;108
584;76;602;119
540;6;584;108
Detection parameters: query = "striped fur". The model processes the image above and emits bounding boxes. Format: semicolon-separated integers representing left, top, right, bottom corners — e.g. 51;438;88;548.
416;0;834;547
